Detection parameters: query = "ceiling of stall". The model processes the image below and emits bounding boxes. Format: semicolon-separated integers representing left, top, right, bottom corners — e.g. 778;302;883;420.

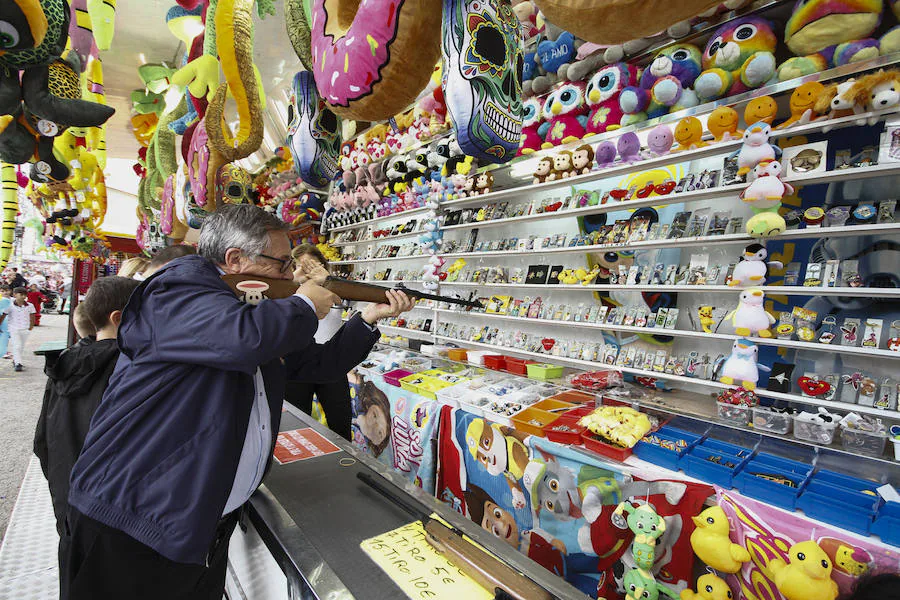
102;0;303;166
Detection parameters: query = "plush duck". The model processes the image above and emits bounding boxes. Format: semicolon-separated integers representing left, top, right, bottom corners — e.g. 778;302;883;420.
769;541;839;600
680;573;734;600
729;243;782;287
725;288;775;338
539;82;588;148
734;121;780;176
690;506;751;573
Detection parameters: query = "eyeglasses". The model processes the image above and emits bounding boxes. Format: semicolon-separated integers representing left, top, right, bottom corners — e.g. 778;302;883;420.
258;254;294;274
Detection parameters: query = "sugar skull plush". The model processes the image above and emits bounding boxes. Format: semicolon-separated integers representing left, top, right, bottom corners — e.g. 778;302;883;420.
517;96;544;155
619;43;702;124
442;0;524;164
777;0;883;82
539;81;588;148
694;17;777;101
584;63;638;135
287;71;341;188
216;163;254;205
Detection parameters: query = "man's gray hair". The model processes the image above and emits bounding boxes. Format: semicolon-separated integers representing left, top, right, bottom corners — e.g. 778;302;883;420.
198;204;288;264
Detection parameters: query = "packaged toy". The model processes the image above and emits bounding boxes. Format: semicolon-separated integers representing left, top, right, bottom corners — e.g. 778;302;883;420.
695;17;778;101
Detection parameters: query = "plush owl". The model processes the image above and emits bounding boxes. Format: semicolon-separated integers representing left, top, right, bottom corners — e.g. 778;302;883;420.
619;44;702;125
538;81;588;148
585;63;638;135
517;96;544;155
695;17;778;101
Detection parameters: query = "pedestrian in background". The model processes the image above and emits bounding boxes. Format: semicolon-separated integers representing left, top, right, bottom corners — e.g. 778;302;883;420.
0;287;36;372
27;283;48;326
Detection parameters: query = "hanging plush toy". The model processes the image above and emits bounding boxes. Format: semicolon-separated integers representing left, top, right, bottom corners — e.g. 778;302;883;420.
286;71;340;188
719;338;766;390
690;506;751;573
725;288;776;338
769;541;839;600
739;158;791;237
777;0;883;82
539;81;588;147
0;163;16;271
623;568;680;600
680;573;734;600
442;0;524;163
694;17;778;102
584;62;637;135
619;44;702;124
613;502;666;570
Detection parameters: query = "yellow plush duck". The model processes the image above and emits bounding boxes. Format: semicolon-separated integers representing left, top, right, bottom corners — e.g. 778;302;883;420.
680;573;733;600
769;541;839;600
690;506;750;573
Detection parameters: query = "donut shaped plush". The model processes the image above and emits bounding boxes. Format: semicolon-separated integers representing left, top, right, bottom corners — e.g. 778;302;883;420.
442;0;523;164
531;0;723;44
309;0;442;121
187;118;211;208
160;174;175;236
287;71;340;188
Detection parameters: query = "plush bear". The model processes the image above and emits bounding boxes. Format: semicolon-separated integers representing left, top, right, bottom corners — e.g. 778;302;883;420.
694;17;778;101
777;0;883;82
619;43;702;125
584;63;639;135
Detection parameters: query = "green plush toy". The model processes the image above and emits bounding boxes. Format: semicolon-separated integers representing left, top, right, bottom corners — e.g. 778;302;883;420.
614;501;667;570
624;568;680;600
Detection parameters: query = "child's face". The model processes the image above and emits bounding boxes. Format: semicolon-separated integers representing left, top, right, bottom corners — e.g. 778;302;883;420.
358;404;389;445
13;292;26;303
481;501;519;548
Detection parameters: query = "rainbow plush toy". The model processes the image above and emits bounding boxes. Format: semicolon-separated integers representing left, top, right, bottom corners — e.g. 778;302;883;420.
694;17;778;101
618;43;702;125
777;0;883;81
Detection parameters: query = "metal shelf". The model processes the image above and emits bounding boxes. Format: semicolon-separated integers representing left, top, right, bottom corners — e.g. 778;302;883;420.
432;336;900;420
331;228;424;247
377;324;434;341
326;205;433;234
440;162;900;233
438;282;900;298
433;308;899;360
439;222;900;260
332;254;428;266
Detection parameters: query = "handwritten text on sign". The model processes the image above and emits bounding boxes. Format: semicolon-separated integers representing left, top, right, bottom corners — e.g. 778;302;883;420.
360;521;492;600
273;428;341;464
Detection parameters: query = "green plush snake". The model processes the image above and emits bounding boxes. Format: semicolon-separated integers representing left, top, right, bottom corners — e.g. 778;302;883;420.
284;0;312;70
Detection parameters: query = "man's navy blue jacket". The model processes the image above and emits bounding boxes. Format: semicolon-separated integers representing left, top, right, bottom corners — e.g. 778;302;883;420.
68;255;378;564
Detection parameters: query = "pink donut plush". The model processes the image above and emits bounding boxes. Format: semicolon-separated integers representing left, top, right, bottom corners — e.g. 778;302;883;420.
309;0;442;121
188;119;210;207
160;175;175;236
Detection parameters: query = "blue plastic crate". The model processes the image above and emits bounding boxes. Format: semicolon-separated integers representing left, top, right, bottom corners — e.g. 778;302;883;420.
682;445;750;489
798;470;882;536
874;502;900;547
700;438;754;460
634;427;701;471
735;453;813;511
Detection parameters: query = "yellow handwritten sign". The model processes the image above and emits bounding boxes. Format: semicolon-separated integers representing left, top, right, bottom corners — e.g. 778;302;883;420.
360;521;494;600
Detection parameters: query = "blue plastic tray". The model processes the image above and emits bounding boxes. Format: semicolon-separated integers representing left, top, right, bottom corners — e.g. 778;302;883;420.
735;453;812;510
874;502;900;547
797;470;882;535
683;445;750;489
634;427;702;471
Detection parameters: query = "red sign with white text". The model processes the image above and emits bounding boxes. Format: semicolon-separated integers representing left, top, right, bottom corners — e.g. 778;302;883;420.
273;428;341;464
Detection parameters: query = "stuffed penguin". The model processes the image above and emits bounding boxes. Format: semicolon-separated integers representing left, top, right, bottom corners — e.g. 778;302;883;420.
725;288;775;337
719;338;763;390
729;243;783;287
385;154;409;195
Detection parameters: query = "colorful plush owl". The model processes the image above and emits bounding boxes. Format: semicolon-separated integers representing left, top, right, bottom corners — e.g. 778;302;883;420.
517;96;544;155
538;81;588;148
695;17;777;101
585;63;638;135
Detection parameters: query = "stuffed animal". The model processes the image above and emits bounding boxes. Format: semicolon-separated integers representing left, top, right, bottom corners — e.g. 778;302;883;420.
680;574;734;600
539;82;588;147
690;506;751;573
769;541;839;600
708;106;741;141
695;17;778;101
849;69;900;124
533;156;553;184
699;306;716;333
729;242;783;287
744;95;778;125
725;288;776;337
619;43;703;124
617;132;642;163
596;141;617;168
778;0;883;82
473;171;494;195
719;338;763;390
558;269;580;284
734;121;779;175
527;25;577;96
518;96;545;155
571;144;594;175
647;124;674;156
614;502;666;570
548;150;574;180
673;116;706;151
584;63;638;135
740;158;792;236
814;79;866;125
775;81;826;129
623;568;679;600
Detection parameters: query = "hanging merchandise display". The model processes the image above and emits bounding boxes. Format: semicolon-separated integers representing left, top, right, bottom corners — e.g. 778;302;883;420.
286;71;341;188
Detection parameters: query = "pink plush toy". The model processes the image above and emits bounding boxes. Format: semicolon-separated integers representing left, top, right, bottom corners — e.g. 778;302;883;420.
585;63;638;135
539;82;589;148
518;96;545;155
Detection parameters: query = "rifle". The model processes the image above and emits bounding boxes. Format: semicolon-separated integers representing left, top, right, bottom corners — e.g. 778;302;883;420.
221;274;483;309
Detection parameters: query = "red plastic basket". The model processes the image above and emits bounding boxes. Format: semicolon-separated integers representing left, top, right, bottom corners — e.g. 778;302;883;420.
543;415;586;445
483;355;508;371
503;357;536;375
581;430;633;462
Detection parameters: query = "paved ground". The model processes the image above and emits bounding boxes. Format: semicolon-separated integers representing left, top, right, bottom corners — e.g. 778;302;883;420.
0;313;68;542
